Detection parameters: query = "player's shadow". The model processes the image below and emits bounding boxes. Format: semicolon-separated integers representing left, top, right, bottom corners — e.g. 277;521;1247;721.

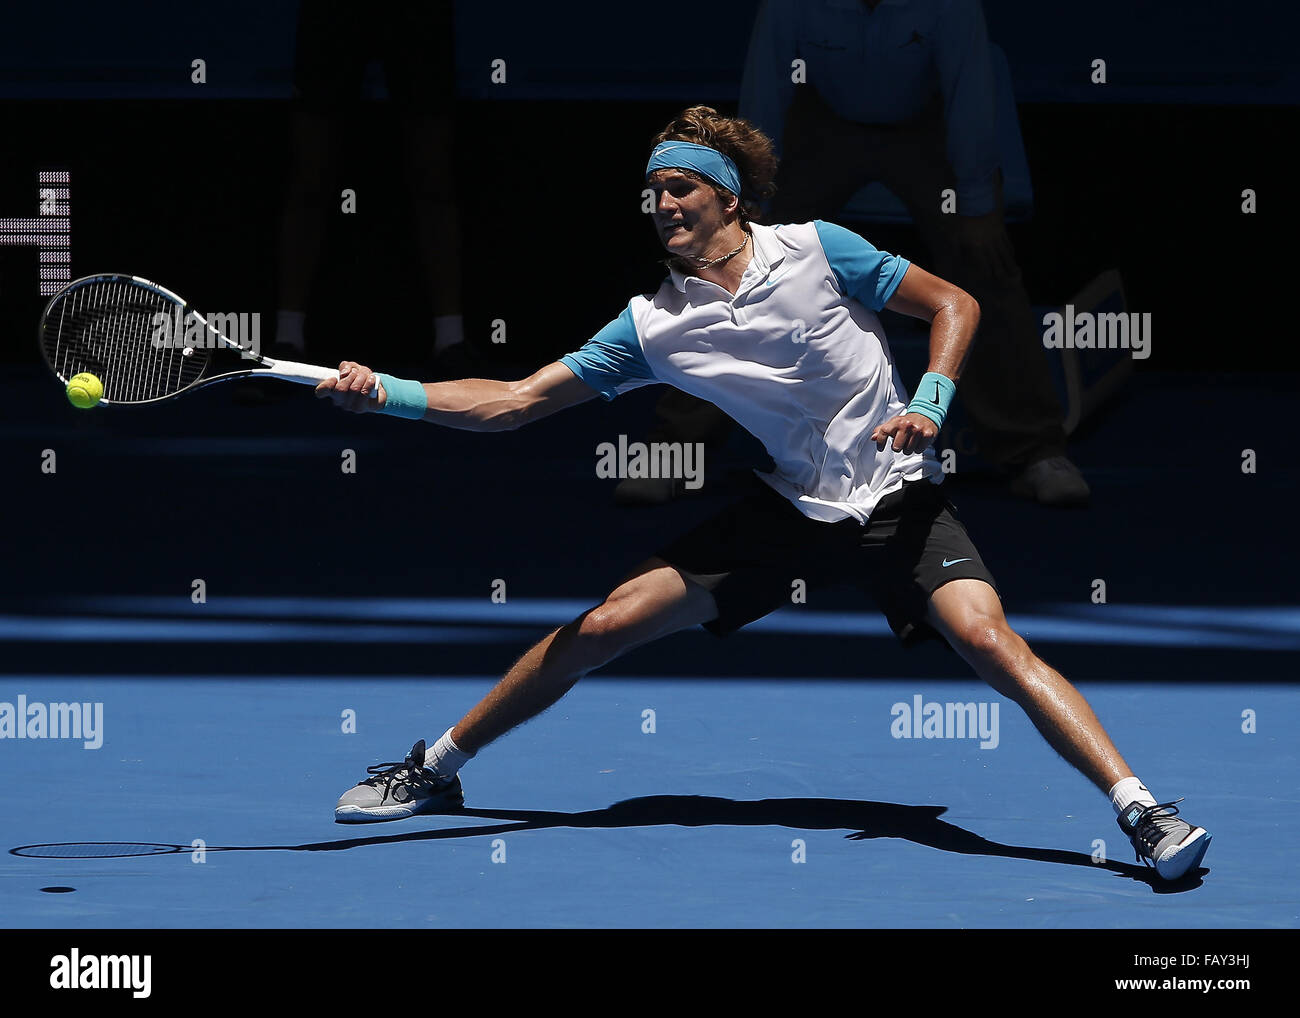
421;796;1202;892
15;795;1200;892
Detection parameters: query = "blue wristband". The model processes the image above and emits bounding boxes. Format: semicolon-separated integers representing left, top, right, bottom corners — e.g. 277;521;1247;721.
905;371;956;429
375;373;428;420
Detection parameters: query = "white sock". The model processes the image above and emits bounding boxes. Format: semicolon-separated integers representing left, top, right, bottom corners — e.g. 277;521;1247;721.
1109;776;1157;816
276;309;306;353
434;314;464;354
425;726;474;777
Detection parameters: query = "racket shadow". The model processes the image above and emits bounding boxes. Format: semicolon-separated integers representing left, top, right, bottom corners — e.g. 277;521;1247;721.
9;794;1204;893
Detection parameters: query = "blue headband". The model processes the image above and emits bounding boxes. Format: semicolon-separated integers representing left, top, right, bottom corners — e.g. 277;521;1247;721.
646;141;742;197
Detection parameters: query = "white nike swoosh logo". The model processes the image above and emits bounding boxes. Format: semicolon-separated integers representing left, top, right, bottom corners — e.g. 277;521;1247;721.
942;558;972;568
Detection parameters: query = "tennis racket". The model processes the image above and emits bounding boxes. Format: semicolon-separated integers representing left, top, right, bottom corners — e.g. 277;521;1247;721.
39;273;375;405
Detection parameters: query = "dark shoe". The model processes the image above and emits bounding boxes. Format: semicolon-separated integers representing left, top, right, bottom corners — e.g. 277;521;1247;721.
1009;455;1090;506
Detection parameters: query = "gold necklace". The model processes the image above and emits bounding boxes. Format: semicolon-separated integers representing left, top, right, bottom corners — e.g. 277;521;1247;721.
692;231;749;268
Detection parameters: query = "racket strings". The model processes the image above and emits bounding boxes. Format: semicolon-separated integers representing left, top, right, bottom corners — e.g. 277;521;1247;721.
41;279;210;402
11;843;182;859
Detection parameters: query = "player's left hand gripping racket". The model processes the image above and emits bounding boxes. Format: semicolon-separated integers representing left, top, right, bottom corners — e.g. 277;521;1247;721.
39;273;375;405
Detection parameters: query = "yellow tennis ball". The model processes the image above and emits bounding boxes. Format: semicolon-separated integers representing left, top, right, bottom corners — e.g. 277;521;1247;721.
66;372;104;409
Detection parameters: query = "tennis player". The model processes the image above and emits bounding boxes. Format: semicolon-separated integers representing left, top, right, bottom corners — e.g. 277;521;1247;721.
316;106;1209;881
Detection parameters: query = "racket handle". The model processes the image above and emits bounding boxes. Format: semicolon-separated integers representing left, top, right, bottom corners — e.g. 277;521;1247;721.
260;358;380;399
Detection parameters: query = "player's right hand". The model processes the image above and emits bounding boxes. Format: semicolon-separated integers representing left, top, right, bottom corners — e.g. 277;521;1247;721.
316;361;387;412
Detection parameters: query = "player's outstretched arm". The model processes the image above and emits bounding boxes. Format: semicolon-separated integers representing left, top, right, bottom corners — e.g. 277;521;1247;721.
315;360;598;432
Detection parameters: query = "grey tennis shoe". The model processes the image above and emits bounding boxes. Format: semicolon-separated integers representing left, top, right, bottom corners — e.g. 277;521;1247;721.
1116;798;1211;880
335;740;464;823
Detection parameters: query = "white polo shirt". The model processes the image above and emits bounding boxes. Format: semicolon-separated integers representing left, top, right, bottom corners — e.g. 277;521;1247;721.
560;220;943;523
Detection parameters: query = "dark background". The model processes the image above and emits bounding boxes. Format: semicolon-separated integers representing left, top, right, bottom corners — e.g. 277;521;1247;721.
0;0;1292;374
0;1;1295;682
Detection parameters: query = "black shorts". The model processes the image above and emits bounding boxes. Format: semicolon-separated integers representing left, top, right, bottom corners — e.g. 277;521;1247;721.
655;478;1000;647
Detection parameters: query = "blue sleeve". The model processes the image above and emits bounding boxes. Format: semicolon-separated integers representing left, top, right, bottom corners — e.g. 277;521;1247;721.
559;305;656;401
813;220;911;311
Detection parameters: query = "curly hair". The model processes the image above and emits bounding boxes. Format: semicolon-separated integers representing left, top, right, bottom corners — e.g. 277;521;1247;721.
648;105;779;226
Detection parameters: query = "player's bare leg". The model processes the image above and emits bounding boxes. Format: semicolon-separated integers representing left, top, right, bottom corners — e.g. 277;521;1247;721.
925;578;1210;878
925;578;1130;790
452;558;717;753
335;559;715;822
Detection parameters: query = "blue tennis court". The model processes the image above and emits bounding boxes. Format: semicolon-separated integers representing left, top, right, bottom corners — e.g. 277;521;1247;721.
3;670;1295;928
3;371;1299;929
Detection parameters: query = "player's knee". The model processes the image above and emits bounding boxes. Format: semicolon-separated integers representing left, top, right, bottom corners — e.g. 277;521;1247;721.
573;600;643;666
954;616;1015;668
